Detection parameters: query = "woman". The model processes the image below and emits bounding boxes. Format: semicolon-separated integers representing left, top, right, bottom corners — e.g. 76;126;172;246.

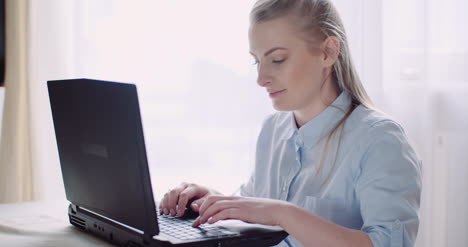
159;0;422;246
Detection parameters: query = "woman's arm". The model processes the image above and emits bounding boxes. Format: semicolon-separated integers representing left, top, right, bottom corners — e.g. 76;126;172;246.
193;196;372;247
279;201;372;247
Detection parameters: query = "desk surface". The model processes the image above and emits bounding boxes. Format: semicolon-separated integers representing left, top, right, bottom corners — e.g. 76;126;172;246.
0;200;113;246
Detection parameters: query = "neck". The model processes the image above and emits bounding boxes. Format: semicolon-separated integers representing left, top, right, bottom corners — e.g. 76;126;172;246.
294;77;340;128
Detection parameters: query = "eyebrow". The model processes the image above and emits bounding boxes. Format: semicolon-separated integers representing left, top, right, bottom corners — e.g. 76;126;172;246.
250;47;288;58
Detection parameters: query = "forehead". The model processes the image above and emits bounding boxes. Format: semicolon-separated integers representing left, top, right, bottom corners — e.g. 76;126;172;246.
249;16;305;53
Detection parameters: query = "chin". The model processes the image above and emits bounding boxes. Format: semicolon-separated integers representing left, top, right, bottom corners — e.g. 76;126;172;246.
272;101;294;112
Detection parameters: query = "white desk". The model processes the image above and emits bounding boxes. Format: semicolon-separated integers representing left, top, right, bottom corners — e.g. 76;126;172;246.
0;200;113;246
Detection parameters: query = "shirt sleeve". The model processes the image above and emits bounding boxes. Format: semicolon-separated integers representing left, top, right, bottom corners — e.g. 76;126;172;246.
239;172;255;197
355;120;422;247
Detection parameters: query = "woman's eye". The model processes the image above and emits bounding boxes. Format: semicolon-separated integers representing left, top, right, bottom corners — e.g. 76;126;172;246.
252;61;259;66
272;59;285;64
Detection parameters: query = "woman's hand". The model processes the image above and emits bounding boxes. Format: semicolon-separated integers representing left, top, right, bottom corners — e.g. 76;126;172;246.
159;182;221;217
192;195;290;227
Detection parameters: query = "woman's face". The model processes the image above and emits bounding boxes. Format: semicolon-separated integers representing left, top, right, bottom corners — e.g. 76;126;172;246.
249;16;328;112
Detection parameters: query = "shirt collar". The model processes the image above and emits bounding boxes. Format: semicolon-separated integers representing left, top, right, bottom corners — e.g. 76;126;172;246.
280;91;352;149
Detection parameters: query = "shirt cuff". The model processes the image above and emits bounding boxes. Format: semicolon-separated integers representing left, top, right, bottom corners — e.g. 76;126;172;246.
366;220;404;247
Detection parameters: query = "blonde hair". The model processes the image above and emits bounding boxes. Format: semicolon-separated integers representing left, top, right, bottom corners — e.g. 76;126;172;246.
250;0;374;187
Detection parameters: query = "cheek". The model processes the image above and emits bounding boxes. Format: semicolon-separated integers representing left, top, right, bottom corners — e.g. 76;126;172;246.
285;58;323;92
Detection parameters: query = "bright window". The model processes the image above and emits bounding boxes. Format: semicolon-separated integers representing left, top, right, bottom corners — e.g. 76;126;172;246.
73;0;271;199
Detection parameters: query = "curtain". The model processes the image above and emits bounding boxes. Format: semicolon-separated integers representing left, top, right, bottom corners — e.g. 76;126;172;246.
0;0;75;202
336;1;468;245
380;0;468;246
0;0;32;203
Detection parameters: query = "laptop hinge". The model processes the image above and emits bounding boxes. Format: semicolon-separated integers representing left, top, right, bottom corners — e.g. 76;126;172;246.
70;204;78;214
142;234;153;244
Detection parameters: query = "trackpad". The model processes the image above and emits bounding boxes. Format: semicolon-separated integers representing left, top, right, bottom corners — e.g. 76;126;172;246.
213;220;284;235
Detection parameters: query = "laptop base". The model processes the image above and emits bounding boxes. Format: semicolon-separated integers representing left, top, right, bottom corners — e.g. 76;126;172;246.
69;204;288;247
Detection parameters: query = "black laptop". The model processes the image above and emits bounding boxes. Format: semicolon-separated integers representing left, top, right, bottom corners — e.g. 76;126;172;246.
47;78;288;247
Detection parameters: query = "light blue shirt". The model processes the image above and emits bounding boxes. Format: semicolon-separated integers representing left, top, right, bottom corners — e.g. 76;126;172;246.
240;92;422;247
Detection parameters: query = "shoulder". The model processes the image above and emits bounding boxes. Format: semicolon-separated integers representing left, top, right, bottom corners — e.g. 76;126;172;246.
346;105;409;146
347;106;421;175
344;105;421;171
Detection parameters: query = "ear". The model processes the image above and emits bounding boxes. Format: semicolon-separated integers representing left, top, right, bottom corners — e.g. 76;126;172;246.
320;36;340;67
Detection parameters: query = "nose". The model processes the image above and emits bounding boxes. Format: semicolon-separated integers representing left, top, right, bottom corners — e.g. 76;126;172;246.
256;66;271;87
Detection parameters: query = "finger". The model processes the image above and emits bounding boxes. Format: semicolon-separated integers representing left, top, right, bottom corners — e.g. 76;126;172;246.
198;195;226;216
192;216;202;227
166;184;189;215
176;186;203;216
166;190;179;216
190;198;204;212
199;200;239;224
207;208;241;224
159;192;170;215
159;194;164;213
159;192;167;210
198;196;237;216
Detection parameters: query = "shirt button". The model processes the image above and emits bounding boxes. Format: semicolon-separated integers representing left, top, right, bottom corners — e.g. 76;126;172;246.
393;221;401;230
282;186;287;192
295;135;303;146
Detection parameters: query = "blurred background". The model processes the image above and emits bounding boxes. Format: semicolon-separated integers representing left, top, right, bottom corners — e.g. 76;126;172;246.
0;0;467;246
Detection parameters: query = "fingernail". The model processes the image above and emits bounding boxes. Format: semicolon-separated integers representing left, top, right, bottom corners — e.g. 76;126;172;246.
192;203;198;210
170;208;175;216
177;209;183;217
163;208;168;215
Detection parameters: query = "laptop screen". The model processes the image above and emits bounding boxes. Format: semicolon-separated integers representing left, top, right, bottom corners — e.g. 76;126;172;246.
48;79;158;235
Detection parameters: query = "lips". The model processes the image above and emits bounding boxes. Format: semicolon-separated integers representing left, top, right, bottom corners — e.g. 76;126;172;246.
268;89;286;98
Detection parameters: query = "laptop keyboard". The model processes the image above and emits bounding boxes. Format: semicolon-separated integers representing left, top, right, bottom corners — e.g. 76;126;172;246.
158;214;239;240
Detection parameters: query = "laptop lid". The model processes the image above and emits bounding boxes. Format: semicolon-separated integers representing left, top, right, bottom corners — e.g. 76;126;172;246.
48;78;158;237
